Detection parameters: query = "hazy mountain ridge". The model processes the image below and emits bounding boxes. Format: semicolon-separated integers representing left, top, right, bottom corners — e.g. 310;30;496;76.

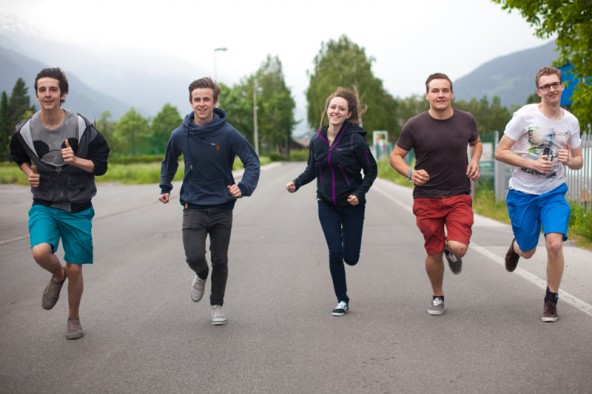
0;45;132;120
0;14;206;120
1;14;558;122
454;40;558;107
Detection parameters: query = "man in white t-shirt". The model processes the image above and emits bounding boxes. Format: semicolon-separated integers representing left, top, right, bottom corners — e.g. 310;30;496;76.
495;66;583;322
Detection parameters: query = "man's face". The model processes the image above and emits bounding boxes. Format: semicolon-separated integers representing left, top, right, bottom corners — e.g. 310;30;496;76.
36;77;64;111
536;74;564;105
425;79;454;112
190;88;217;125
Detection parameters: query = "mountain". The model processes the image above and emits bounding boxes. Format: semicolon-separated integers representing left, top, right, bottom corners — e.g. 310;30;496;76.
0;46;132;120
0;15;206;119
454;40;559;107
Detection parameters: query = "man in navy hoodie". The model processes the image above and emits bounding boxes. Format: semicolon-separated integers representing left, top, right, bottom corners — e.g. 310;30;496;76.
159;77;260;325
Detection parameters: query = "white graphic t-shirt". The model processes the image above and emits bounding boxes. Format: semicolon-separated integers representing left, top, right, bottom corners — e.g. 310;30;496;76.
504;104;581;195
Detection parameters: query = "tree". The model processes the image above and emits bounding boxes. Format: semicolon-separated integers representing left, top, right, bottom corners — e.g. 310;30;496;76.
219;81;255;145
149;103;183;155
0;92;10;161
254;55;297;155
8;78;35;127
112;108;149;156
455;96;512;135
220;58;297;156
492;0;592;128
306;35;398;141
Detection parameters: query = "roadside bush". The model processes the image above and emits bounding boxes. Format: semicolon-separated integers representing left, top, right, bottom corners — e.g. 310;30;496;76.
268;152;287;162
288;150;309;162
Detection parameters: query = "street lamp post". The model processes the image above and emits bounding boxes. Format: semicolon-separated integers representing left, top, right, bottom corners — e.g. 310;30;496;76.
213;47;227;81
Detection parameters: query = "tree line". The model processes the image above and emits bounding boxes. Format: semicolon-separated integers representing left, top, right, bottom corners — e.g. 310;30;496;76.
2;0;590;161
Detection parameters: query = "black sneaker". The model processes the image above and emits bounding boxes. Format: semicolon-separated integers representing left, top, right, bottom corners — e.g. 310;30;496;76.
444;249;462;275
332;301;349;316
505;238;520;272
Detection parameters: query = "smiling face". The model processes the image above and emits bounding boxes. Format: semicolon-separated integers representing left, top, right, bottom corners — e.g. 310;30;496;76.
190;87;217;126
326;96;351;129
425;78;454;114
36;77;65;111
536;74;564;106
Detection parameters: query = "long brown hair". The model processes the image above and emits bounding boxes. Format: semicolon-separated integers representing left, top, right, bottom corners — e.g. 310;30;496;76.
319;86;367;129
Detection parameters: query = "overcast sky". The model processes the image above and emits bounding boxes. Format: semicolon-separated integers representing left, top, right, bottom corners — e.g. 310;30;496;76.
2;0;550;126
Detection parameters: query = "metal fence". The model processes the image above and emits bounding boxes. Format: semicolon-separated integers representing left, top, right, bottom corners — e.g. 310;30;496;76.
494;131;592;210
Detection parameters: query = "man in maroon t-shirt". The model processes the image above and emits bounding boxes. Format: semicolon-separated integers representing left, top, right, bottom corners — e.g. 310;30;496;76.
389;72;482;316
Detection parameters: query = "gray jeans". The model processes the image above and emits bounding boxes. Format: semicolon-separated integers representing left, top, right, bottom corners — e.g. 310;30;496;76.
182;207;233;306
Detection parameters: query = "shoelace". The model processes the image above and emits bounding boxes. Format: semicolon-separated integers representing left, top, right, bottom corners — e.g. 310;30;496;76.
336;301;348;310
432;298;443;307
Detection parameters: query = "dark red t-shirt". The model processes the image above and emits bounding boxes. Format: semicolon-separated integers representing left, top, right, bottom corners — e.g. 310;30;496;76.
397;109;479;198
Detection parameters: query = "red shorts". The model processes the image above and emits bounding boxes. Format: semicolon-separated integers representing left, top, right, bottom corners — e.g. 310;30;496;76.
412;195;474;255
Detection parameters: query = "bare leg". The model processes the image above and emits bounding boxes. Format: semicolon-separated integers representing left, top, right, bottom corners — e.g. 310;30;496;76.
64;263;83;319
545;233;564;293
32;243;65;281
426;253;445;296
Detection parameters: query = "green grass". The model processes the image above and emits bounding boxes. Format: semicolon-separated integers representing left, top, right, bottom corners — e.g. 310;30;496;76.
0;157;272;185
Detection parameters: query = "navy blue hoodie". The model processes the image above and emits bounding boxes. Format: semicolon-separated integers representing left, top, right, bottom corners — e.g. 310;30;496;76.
159;108;260;208
293;121;377;207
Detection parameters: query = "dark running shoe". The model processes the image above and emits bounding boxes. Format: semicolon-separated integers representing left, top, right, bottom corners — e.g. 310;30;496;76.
505;238;520;272
332;301;349;316
542;299;559;322
444;249;462;275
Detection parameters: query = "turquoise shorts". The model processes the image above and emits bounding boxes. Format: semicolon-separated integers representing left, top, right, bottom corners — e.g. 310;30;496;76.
506;183;569;252
28;205;95;264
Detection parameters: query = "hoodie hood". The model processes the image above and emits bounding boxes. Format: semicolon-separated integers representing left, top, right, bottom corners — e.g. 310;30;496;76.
182;108;228;135
320;121;367;138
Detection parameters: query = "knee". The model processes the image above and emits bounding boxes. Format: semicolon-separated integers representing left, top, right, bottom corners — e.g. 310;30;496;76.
212;262;228;273
65;263;82;279
344;255;360;266
521;249;536;259
449;244;468;258
186;254;207;270
31;244;52;262
546;238;563;256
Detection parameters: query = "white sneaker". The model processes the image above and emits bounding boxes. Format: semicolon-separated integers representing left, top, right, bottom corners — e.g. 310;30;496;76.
190;275;205;302
211;305;227;325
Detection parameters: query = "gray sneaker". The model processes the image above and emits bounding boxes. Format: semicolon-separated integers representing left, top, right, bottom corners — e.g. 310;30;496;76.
427;298;445;316
42;275;66;310
190;275;206;302
66;317;84;340
444;249;462;275
211;305;227;325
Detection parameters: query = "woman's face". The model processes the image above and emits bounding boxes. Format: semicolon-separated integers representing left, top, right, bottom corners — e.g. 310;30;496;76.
326;96;351;128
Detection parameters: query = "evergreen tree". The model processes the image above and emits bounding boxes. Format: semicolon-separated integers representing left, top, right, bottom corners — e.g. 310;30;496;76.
0;92;11;161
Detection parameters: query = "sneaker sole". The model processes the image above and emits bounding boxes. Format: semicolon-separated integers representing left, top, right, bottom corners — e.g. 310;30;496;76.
66;331;84;340
191;294;204;302
211;320;227;325
427;309;445;316
541;316;559;322
331;311;346;316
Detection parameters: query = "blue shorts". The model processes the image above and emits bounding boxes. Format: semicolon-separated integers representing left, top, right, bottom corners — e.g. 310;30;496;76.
28;205;95;264
506;183;569;252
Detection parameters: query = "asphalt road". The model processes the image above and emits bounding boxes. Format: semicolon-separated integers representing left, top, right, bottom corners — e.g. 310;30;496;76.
1;162;591;393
